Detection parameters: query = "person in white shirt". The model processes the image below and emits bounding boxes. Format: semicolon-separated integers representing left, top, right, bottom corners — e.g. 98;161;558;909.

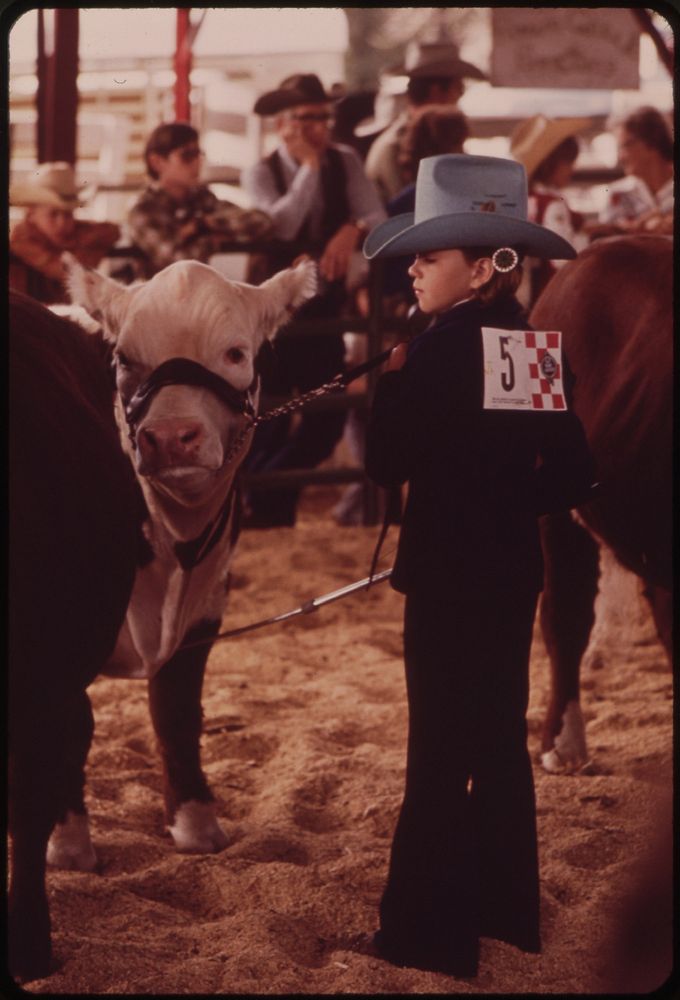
241;73;385;527
599;105;673;235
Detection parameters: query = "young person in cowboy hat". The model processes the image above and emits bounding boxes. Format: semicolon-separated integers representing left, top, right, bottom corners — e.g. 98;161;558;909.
9;162;120;305
362;154;596;978
365;41;486;204
127;121;273;278
240;73;385;527
510;114;590;305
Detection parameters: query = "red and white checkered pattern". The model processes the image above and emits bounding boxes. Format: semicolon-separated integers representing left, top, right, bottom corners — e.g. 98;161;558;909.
524;331;565;410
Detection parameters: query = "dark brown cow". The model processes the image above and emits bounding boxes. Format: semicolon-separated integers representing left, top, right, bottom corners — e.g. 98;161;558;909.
530;235;672;771
9;292;139;981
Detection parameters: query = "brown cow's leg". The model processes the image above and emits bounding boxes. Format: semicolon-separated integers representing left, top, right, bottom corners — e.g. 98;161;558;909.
539;512;600;771
46;692;97;871
8;694;91;981
147;619;228;852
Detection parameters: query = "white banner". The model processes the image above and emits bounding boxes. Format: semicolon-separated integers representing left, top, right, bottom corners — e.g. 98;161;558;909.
491;9;640;90
482;328;567;412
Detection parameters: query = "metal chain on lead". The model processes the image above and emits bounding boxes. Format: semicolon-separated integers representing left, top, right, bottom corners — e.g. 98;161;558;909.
223;374;345;466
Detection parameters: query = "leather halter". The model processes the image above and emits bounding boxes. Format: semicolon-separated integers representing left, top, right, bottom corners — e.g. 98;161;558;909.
123;356;257;446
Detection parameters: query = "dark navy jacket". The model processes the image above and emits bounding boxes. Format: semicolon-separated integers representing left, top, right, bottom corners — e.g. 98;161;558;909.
365;295;596;596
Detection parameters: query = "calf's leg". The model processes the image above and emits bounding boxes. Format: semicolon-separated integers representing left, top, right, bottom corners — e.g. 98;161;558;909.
539;511;600;772
148;619;228;852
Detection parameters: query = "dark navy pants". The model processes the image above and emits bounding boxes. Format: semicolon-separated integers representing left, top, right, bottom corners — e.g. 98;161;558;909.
377;581;541;977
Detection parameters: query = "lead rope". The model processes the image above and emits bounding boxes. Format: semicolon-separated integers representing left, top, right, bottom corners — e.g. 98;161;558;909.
176;344;398;650
224;345;394;466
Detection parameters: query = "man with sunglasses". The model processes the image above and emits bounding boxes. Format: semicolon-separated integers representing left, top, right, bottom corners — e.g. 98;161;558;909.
240;74;385;527
128;121;273;277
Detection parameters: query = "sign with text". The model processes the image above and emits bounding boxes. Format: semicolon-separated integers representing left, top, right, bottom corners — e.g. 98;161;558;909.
491;9;640;89
482;328;566;412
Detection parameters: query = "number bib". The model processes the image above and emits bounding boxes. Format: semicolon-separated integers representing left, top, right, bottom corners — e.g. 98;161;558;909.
481;328;567;411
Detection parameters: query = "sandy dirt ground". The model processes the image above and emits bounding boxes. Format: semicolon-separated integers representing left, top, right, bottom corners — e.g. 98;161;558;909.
24;486;673;996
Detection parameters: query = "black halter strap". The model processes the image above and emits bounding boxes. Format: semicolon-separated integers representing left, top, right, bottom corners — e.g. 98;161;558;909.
124;357;257;443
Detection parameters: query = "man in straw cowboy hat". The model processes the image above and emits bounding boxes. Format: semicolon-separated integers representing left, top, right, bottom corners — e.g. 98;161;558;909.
365;40;486;204
10;162;120;304
362;154;597;977
240;72;385;527
510;114;590;305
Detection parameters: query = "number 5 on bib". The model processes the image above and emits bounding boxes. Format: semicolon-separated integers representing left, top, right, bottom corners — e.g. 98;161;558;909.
481;328;567;411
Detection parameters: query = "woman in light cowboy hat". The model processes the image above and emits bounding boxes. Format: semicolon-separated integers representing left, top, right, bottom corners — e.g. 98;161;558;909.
10;162;120;305
510;115;590;305
363;154;596;978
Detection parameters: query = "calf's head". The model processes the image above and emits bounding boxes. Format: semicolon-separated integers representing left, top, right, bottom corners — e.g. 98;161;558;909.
66;256;316;509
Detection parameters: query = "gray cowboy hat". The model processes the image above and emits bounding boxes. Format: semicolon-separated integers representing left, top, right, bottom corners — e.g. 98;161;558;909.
363;154;576;260
254;73;333;116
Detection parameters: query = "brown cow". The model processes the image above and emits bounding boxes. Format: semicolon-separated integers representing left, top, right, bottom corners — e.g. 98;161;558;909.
530;234;672;771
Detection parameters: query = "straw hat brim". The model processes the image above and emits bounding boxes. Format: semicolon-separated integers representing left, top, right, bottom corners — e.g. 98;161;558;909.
511;117;591;180
9;181;87;209
363;210;576;261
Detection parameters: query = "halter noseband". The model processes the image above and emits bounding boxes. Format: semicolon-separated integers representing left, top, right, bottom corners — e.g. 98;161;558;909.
124;356;257;446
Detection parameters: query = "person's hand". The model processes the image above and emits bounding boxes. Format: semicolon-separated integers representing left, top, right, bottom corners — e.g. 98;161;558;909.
318;223;360;282
285;127;322;170
386;342;408;371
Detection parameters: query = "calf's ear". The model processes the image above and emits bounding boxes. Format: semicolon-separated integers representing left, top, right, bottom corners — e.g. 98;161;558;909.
63;253;133;342
255;258;318;338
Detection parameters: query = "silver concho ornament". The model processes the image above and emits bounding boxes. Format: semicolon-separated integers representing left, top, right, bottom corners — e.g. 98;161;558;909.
492;247;519;273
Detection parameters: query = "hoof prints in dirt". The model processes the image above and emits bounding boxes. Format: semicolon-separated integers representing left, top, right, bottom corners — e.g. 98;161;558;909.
233;833;309;866
291;773;343;833
269;915;333;969
562;829;625;870
121;864;228;919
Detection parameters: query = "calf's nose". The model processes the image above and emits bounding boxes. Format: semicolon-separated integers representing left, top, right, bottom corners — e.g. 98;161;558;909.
138;418;206;467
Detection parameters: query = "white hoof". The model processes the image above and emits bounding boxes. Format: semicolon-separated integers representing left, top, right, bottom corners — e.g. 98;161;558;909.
541;700;590;774
169;801;229;853
47;811;98;871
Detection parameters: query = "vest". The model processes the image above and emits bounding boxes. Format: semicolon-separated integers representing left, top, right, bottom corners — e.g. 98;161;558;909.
247;146;351;285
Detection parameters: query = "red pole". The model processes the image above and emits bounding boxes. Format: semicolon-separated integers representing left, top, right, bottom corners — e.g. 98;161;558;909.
175;8;192;121
37;8;79;164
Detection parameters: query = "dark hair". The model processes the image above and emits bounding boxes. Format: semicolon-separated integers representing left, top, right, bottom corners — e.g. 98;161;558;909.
407;75;459;107
398;104;469;184
618;105;673;161
460;245;524;305
532;136;580;184
144;121;199;179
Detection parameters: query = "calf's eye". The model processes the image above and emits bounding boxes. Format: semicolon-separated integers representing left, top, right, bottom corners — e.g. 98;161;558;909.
226;347;245;364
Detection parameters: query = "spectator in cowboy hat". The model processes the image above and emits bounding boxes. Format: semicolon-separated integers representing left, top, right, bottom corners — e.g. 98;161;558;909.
240;72;385;527
9;161;120;304
510;114;590;305
365;40;486;203
363;153;596;979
